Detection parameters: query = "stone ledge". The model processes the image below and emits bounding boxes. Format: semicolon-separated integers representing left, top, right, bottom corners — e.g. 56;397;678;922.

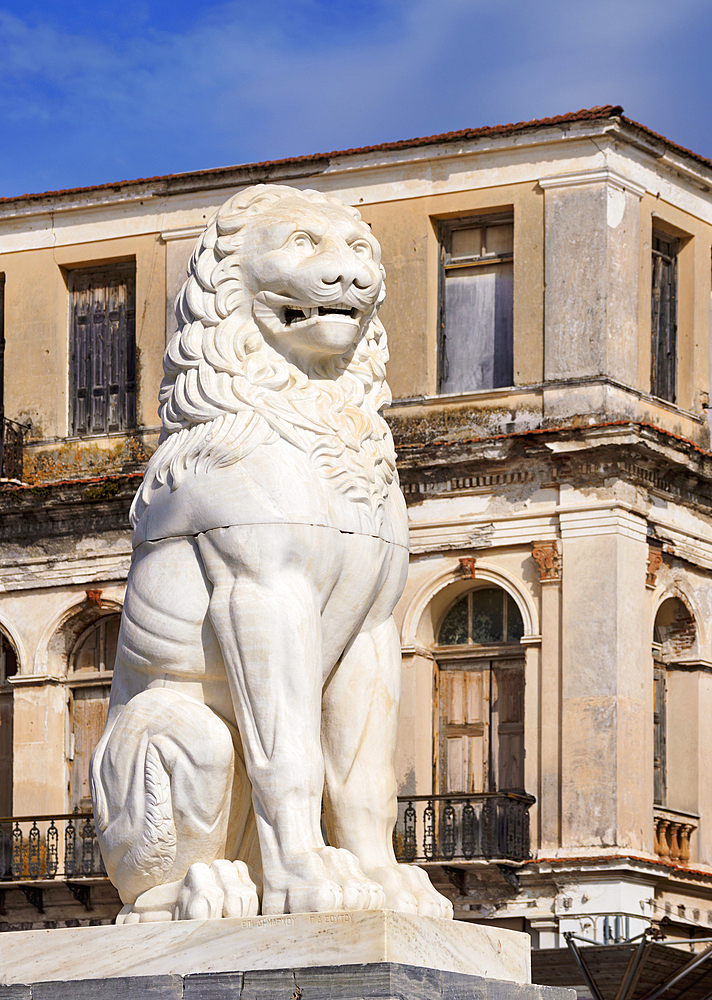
0;964;575;1000
0;910;528;987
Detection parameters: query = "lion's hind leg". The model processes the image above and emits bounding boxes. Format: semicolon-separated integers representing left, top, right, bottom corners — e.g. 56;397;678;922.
91;687;258;922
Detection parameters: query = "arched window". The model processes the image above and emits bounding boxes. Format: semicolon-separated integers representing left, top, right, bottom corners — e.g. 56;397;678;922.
434;586;525;796
652;597;697;808
70;615;120;675
0;631;18;816
438;588;524;646
68;614;120;811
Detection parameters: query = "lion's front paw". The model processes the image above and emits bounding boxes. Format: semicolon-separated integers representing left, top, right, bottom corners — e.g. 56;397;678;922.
116;860;259;923
263;846;385;914
366;863;453;919
175;860;259;920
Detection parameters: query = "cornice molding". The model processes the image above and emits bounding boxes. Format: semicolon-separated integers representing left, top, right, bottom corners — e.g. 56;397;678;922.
538;167;646;198
161;225;205;242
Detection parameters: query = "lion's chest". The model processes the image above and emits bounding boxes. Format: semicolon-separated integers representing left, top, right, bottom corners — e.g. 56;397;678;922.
132;436;409;549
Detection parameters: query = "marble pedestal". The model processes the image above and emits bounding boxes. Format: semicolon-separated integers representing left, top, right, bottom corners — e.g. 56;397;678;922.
0;910;574;1000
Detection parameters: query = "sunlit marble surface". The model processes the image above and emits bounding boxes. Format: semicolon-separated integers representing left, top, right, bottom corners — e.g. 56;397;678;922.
0;909;530;986
90;184;451;923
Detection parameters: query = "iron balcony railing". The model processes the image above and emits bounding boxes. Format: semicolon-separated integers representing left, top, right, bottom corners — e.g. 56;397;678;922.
0;417;25;480
394;792;535;864
0;813;105;881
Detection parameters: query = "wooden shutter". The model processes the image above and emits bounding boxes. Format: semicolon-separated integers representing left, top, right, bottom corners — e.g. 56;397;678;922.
436;665;489;794
70;686;111;811
651;233;677;403
436;658;525;795
0;691;12;817
493;663;525;792
70;265;136;435
69;616;119;810
653;662;666;805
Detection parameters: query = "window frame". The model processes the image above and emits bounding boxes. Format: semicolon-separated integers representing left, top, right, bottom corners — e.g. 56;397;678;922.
435;586;524;650
653;654;667;806
433;586;525;796
437;212;514;396
651;230;679;403
67;262;137;438
67;613;120;811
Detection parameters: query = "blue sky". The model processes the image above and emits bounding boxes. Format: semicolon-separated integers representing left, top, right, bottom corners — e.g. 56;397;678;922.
1;0;711;199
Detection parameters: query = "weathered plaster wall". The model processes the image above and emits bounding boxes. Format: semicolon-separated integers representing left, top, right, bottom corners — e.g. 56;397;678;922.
0;232;165;482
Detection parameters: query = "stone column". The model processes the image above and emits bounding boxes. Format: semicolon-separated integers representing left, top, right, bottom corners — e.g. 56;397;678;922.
161;226;204;345
540;169;644;388
558;491;650;852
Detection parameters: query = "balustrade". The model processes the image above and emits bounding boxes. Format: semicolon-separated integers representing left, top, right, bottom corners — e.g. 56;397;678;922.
393;792;534;864
654;808;697;864
0;814;105;881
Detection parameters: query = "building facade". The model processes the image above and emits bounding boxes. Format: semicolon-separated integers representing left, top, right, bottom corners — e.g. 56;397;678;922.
2;106;712;986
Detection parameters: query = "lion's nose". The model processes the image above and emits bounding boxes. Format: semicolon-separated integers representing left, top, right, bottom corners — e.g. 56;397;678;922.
318;239;375;292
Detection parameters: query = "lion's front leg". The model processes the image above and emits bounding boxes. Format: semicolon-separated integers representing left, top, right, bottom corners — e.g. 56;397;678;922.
322;616;453;919
197;524;384;915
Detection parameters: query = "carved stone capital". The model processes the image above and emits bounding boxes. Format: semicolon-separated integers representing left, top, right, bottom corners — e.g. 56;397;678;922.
646;545;663;588
458;557;476;579
532;541;561;582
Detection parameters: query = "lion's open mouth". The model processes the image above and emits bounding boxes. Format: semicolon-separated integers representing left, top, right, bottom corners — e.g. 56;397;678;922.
284;305;358;326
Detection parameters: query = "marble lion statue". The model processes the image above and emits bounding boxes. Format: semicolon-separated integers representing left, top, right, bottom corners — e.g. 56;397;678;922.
90;184;452;924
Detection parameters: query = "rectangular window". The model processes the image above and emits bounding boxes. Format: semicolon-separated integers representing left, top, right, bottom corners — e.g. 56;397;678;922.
69;264;136;436
651;231;678;402
438;215;514;394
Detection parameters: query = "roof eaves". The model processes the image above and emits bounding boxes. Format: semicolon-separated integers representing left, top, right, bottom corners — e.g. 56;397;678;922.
6;105;712;212
0;105;626;209
619;115;712;175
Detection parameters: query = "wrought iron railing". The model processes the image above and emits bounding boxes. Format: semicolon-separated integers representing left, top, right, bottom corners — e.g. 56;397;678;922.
0;814;105;881
394;792;534;863
0;417;25;480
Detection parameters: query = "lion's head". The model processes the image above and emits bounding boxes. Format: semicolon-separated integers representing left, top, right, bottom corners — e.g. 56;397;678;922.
131;184;397;528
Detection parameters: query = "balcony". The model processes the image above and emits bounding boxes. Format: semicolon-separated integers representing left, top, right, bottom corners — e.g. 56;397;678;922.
0;813;106;914
0;417;25;481
393;792;534;864
654;806;698;864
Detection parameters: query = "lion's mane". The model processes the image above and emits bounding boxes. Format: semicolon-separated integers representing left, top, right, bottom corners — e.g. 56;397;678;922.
130;185;398;530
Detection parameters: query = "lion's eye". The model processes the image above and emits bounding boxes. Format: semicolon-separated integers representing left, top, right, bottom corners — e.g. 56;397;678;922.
350;240;373;260
291;233;315;254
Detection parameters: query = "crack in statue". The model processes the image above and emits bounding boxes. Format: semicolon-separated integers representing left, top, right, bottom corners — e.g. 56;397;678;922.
90;184;453;923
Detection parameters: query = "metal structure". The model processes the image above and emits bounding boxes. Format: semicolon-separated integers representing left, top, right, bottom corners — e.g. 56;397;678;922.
534;931;712;1000
393;792;534;864
0;813;105;881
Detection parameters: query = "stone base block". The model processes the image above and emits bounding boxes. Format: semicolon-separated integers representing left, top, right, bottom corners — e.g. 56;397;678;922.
0;964;575;1000
0;910;530;987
